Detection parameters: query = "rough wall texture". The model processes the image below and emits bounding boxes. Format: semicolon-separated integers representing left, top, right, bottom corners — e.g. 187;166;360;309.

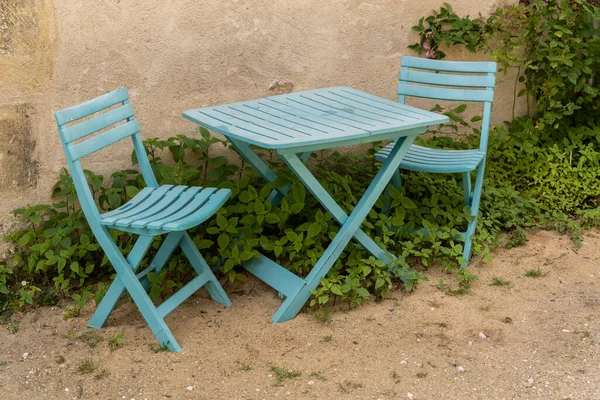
0;0;524;218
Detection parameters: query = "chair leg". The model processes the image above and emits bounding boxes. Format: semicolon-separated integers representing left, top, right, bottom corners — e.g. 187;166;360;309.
460;164;486;269
90;228;182;351
88;235;155;329
462;172;472;205
139;232;184;290
179;233;232;307
382;169;403;214
391;169;402;190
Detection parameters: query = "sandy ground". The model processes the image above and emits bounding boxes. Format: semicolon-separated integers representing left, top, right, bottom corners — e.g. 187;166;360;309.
0;229;599;400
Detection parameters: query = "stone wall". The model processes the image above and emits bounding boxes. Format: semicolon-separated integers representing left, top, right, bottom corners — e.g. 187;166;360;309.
0;0;523;219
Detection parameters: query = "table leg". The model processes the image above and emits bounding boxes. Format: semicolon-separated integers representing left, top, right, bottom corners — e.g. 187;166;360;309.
228;138;310;205
271;134;418;322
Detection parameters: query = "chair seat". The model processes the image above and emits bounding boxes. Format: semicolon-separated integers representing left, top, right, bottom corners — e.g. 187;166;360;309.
376;144;485;173
101;185;231;233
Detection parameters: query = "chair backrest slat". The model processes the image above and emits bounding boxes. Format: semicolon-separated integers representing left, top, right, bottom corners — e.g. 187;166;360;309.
400;56;497;73
398;83;495;103
67;120;141;161
61;103;135;144
54;88;160;223
54;87;129;126
396;56;496;152
402;70;495;88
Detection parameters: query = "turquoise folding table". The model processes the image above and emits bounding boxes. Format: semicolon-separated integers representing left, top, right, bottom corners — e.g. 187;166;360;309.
183;86;448;323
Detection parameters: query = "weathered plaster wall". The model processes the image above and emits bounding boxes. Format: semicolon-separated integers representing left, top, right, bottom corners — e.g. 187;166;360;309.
0;0;524;218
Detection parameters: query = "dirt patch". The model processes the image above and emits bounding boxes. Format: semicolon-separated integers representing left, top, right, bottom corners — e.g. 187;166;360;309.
0;229;599;399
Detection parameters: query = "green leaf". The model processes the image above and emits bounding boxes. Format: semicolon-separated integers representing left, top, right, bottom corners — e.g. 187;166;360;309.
70;261;80;274
196;239;214;250
401;197;417;209
307;223;322;239
454;104;467;113
290;203;304;214
216;214;228;229
218;234;230;250
355;287;370;298
18;233;31;247
125;185;140;198
265;213;281;224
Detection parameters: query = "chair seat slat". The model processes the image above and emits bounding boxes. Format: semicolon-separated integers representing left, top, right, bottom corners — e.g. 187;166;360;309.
162;189;231;231
375;143;485;173
130;187;203;228
146;188;217;230
102;185;174;224
101;187;155;219
112;186;188;228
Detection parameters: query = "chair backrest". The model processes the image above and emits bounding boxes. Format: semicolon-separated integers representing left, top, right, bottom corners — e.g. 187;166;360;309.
54;88;158;224
398;56;497;151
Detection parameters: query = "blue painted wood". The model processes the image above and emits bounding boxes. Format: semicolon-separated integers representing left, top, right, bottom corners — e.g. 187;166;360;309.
376;56;497;269
398;84;495;102
400;56;497;73
273;134;418;322
277;148;399;265
157;273;211;318
54;87;129;126
61;103;135;143
54;87;232;351
185;86;448;323
243;254;306;298
402;70;496;88
183;87;447;149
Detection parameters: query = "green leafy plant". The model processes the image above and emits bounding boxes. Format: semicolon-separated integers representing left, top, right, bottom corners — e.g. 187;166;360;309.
107;332;124;351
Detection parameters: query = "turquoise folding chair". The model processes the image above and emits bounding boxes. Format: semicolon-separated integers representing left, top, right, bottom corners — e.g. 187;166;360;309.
54;88;232;351
375;56;497;268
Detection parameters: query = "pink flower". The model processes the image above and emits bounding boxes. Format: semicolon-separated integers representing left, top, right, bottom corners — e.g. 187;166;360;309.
423;42;431;50
425;50;435;59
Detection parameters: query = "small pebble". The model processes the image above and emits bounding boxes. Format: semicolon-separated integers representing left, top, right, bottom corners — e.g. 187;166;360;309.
457;365;466;373
400;360;408;366
22;352;29;360
307;380;314;385
65;388;69;392
524;378;534;388
186;386;193;391
407;392;415;399
478;332;487;340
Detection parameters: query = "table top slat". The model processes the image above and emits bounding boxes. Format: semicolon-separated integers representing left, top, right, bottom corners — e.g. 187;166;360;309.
243;100;362;135
183;86;448;149
338;88;438;120
261;97;374;131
